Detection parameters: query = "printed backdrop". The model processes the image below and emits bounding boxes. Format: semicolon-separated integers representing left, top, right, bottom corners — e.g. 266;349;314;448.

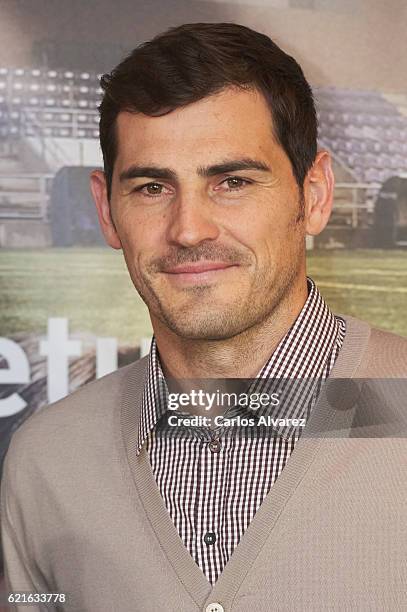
0;0;406;587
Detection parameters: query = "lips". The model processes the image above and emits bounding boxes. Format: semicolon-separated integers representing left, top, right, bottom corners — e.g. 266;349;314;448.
163;262;237;274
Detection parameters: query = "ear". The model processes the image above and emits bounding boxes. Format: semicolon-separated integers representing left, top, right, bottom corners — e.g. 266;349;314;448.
304;150;334;236
90;170;122;249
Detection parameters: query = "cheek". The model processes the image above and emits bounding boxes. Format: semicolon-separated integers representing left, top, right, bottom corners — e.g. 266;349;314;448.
228;200;290;254
238;207;301;268
116;210;162;258
116;207;150;252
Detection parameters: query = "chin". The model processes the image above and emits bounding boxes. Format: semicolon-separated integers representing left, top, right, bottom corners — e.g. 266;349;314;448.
167;325;242;341
158;306;256;341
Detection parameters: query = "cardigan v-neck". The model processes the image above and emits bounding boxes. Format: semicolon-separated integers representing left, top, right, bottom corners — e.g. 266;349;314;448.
119;314;371;609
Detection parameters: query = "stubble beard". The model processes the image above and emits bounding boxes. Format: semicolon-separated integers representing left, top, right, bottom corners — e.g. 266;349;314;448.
127;209;305;341
137;251;302;341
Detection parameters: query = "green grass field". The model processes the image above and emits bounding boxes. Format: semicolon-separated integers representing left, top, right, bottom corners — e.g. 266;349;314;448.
0;248;406;342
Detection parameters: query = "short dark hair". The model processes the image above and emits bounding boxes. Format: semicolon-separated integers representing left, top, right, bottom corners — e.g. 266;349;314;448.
99;22;317;201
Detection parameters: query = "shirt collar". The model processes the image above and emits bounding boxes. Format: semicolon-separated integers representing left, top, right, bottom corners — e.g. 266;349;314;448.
137;277;343;453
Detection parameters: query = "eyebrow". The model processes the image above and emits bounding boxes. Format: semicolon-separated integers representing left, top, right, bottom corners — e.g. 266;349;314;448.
119;166;176;182
198;158;271;177
119;158;271;183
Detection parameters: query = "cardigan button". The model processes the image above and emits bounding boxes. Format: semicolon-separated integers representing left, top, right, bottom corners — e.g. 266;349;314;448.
208;438;221;453
204;531;216;545
205;604;224;612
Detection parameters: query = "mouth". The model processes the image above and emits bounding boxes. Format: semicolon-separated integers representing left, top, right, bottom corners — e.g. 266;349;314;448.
161;261;239;285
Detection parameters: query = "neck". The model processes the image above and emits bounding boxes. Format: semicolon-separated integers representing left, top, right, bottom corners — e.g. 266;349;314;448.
151;276;309;379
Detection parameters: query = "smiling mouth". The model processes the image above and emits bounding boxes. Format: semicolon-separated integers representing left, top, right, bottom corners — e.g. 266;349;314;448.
161;261;239;284
163;261;237;274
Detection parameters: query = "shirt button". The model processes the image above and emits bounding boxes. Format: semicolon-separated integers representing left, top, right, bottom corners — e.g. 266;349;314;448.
205;604;224;612
203;532;216;545
208;438;221;453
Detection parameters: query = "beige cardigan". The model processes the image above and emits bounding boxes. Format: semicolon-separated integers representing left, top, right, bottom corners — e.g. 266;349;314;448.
1;315;407;611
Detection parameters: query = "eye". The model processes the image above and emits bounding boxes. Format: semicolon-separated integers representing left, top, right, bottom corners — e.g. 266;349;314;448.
132;182;170;197
145;182;163;195
220;176;251;191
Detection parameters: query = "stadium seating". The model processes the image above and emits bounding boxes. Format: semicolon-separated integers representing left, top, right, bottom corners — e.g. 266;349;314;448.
1;65;407;247
314;86;407;183
0;66;406;187
0;67;101;140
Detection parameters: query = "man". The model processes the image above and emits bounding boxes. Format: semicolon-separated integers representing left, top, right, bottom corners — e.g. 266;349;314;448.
1;23;407;612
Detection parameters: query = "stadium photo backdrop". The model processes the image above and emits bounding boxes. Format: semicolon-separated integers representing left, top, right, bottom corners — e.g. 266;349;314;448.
0;0;406;588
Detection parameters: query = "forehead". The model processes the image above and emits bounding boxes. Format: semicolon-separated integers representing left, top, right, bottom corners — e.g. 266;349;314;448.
114;87;281;167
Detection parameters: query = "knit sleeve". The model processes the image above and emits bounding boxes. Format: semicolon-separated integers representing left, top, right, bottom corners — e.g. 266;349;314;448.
0;438;50;611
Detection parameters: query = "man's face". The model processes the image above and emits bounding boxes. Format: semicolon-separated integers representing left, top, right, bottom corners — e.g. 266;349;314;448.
107;87;307;340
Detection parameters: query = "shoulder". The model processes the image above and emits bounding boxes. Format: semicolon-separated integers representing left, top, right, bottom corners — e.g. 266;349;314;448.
2;355;149;477
341;314;407;377
362;324;407;377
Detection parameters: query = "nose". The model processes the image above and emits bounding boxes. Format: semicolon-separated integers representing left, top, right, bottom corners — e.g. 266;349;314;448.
166;192;220;247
